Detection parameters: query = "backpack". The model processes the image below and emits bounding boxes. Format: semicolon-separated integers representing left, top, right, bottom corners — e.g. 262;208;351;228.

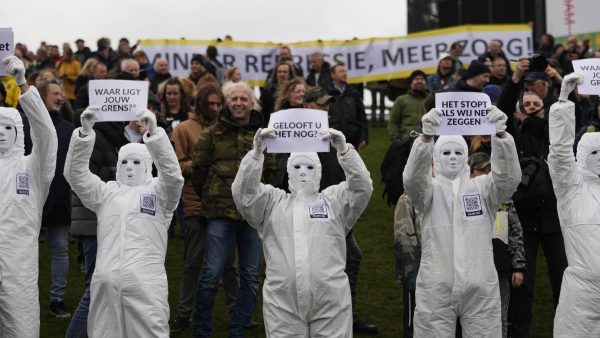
380;136;416;207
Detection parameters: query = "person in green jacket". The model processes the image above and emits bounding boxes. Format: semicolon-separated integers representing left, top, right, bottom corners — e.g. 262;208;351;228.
388;70;428;140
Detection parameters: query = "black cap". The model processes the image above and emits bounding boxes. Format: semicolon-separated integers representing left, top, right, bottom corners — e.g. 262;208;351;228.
466;61;491;79
408;70;427;84
523;72;548;83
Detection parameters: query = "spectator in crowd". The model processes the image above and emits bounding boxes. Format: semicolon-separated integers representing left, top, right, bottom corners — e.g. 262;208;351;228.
75;58;98;95
133;50;154;80
453;61;490;92
489;57;509;88
93;38;112;70
204;45;226;84
191;82;277;337
33;79;75;320
232;125;373;337
306;51;332;89
169;83;240;335
469;152;526;338
159;78;191;134
188;54;218;96
116;38;132;59
327;62;368;150
261;61;296;126
150;57;171;94
274;78;307;111
35;46;56;70
484;39;512;76
536;34;555;59
121;58;140;79
427;53;456;92
388;70;428;140
56;47;81;104
74;39;92;65
403;105;520;338
266;46;304;82
64;108;183;337
0;56;57;337
226;67;242;83
74;61;108;110
548;73;600;338
449;42;465;73
496;56;569;338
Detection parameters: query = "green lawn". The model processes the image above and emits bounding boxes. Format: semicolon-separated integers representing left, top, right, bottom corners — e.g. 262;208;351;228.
39;125;554;337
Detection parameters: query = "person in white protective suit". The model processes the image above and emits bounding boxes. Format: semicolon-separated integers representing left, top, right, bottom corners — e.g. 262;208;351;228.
402;106;521;338
231;127;373;337
548;73;600;338
0;56;57;338
63;107;184;337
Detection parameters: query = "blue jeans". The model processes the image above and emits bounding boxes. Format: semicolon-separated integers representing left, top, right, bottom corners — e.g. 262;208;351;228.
193;218;261;338
65;236;97;338
47;224;70;301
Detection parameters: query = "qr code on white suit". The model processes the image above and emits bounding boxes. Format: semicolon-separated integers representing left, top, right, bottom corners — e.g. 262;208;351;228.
462;194;483;217
140;193;156;216
16;173;29;195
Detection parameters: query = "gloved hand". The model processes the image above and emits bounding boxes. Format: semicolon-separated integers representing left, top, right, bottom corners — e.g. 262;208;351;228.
320;128;349;154
252;128;276;153
559;72;583;102
3;56;27;86
421;108;443;136
80;106;99;136
486;105;508;133
137;110;157;135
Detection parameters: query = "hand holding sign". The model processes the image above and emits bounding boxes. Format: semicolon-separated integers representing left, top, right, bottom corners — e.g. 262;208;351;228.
89;80;148;122
253;128;276;154
571;59;600;95
435;92;495;135
559;72;583;101
421;108;443;136
3;55;25;85
486;106;507;133
320;128;348;154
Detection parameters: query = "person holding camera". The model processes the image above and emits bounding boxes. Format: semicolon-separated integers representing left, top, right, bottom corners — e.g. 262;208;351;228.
496;55;571;338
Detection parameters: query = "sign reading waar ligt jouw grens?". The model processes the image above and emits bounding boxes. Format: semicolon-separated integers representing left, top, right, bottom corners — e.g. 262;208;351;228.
435;92;495;136
0;28;14;76
265;108;330;153
572;59;600;95
89;80;148;122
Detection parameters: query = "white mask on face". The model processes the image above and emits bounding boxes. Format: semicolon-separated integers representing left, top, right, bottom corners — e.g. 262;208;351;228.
119;156;147;186
586;149;600;176
0;122;17;153
289;156;318;194
439;142;466;178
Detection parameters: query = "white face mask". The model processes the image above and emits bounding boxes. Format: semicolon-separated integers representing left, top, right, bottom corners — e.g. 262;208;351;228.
119;156;147;186
439;142;466;178
586;149;600;176
288;156;318;194
0;122;17;153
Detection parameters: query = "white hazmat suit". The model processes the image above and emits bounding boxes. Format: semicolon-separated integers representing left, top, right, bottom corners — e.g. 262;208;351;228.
548;73;600;338
403;108;521;338
0;82;57;337
63;109;183;337
232;128;373;337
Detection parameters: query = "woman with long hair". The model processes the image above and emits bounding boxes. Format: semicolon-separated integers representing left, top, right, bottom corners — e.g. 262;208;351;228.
274;78;306;111
160;78;191;133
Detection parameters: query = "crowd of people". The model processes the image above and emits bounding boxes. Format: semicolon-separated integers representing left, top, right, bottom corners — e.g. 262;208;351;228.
0;31;599;338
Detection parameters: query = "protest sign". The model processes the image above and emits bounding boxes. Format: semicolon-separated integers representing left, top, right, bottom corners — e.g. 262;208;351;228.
0;28;14;76
89;80;148;122
435;92;494;135
265;108;329;153
139;24;532;86
572;59;600;95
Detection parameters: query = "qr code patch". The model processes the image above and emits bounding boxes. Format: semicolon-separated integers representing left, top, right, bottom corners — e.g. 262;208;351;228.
16;173;30;195
309;201;329;219
462;194;483;217
140;193;156;216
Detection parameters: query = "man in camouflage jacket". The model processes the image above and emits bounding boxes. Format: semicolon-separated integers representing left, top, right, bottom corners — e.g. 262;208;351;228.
191;82;276;337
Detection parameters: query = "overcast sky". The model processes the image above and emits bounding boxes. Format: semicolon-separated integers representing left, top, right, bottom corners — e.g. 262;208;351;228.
1;0;407;50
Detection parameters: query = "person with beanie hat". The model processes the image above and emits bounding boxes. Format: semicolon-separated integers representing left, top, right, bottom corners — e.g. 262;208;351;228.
388;69;429;140
453;61;491;92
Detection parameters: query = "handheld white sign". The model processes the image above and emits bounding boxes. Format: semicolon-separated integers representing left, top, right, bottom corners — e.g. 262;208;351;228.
89;80;148;122
435;92;494;135
265;108;329;153
0;28;14;76
572;59;600;95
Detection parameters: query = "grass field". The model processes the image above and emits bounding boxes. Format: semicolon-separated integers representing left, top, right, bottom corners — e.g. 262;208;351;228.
39;125;555;337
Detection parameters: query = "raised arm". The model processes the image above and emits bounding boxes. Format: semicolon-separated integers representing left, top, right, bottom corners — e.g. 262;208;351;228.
63;107;106;213
321;128;373;231
139;110;184;214
548;73;582;194
5;56;58;197
402;109;439;213
232;128;282;230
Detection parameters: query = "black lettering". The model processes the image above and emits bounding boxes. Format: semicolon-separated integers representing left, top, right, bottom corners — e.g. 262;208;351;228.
435;42;449;59
382;49;405;67
506;39;524;58
355;52;366;70
471;39;488;57
407;46;418;63
222;54;235;67
333;53;344;64
245;55;258;73
261;54;274;73
173;53;188;72
421;44;433;62
346;53;352;69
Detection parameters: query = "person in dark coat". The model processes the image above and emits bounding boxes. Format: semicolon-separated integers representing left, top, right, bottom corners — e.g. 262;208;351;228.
306;52;332;90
